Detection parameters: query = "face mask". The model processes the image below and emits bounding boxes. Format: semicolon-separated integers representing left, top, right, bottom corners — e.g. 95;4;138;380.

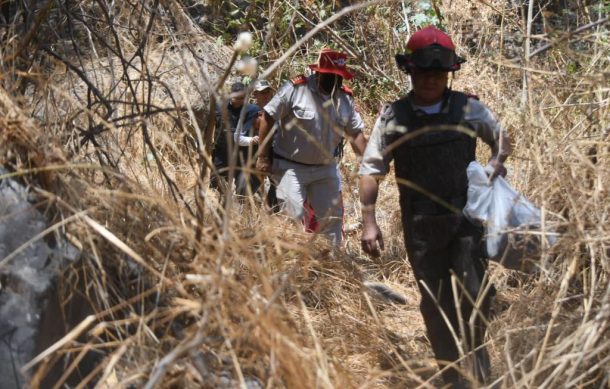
318;73;342;94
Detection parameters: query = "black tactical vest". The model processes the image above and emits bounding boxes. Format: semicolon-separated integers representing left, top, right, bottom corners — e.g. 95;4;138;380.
383;91;476;216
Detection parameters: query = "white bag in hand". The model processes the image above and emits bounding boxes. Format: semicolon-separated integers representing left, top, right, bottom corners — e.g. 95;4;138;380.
463;162;555;270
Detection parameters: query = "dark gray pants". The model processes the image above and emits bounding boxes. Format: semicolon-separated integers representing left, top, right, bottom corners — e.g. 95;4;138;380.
210;153;261;199
404;213;492;387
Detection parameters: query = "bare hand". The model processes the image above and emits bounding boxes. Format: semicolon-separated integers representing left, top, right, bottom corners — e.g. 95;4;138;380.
251;136;260;145
256;156;271;174
361;221;384;257
487;157;507;180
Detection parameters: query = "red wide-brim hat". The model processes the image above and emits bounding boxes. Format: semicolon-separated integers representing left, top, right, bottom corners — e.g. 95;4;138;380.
308;48;354;80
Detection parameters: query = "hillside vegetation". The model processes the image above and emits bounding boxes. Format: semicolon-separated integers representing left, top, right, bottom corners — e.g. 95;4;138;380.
0;0;608;387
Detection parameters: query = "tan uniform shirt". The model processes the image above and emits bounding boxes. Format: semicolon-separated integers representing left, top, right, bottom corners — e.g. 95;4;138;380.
264;75;364;165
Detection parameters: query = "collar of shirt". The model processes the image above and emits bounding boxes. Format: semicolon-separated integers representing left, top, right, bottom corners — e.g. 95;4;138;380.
412;100;443;114
407;88;451;115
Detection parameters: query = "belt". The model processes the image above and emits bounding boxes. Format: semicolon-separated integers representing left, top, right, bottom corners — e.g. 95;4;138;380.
272;152;327;167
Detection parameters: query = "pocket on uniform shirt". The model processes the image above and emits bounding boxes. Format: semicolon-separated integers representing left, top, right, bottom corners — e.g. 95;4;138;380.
290;108;316;134
293;108;315;120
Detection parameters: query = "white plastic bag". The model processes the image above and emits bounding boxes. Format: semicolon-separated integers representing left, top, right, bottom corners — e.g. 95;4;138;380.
463;162;555;270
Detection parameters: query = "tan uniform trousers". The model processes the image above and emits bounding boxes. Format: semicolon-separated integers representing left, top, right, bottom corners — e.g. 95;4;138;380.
273;158;343;245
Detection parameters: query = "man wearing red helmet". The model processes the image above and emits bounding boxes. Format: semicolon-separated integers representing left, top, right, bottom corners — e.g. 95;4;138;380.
256;49;367;245
359;26;511;386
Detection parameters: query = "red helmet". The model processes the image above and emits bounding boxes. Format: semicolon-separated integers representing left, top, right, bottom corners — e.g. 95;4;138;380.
395;26;465;72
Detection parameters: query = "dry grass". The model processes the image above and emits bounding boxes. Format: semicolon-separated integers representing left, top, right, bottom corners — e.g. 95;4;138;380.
0;0;608;388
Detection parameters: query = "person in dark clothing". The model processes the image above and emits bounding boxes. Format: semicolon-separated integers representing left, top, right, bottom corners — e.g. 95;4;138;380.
359;26;511;387
211;81;261;197
249;79;280;211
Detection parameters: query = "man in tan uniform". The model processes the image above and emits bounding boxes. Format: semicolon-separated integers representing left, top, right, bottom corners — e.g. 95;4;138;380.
256;49;367;244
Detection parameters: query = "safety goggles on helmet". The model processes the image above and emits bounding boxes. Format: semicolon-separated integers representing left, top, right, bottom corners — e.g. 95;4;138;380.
396;44;465;72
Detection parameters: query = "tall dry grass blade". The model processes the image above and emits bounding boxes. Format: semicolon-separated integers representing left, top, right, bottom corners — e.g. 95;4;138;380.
21;315;97;373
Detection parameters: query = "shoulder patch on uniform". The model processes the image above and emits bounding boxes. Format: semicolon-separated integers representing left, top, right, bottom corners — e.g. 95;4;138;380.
340;85;353;95
291;75;307;85
466;93;480;100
